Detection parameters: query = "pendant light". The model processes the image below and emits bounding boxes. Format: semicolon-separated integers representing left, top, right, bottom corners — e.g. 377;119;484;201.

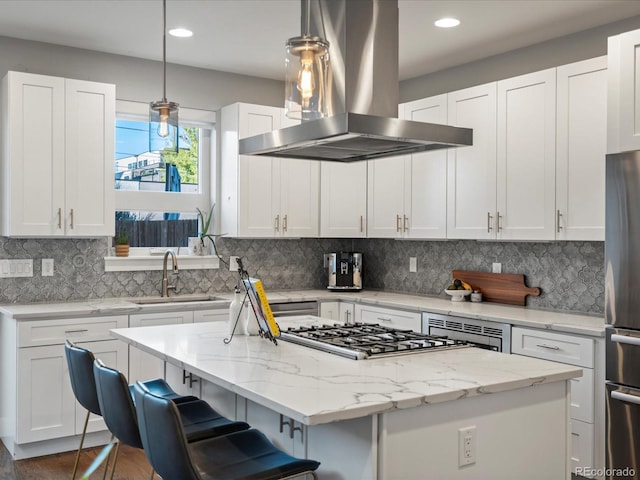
149;0;179;153
285;0;330;121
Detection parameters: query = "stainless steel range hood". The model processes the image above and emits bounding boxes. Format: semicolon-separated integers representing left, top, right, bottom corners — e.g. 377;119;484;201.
239;0;472;162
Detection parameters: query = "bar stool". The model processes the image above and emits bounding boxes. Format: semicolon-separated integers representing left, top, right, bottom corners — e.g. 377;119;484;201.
93;359;250;479
64;340;199;479
133;381;320;480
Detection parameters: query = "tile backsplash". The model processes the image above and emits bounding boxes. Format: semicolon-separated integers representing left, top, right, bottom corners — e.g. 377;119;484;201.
0;236;604;315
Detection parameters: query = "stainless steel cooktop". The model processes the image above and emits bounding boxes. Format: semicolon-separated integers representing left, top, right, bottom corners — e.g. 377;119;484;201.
279;323;471;360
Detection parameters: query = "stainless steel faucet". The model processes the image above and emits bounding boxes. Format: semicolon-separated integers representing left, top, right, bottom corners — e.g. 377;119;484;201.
162;249;179;297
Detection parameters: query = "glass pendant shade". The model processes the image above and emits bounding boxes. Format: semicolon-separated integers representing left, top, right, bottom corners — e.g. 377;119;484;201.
285;36;329;121
149;100;179;152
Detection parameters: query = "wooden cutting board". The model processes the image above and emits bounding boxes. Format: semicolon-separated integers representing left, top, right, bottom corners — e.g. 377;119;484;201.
452;270;541;306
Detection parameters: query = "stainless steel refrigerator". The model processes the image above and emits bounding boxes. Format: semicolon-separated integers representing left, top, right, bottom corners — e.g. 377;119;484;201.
605;150;640;479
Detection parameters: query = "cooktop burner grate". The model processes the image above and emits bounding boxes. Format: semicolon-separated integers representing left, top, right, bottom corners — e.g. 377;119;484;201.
279;322;471;360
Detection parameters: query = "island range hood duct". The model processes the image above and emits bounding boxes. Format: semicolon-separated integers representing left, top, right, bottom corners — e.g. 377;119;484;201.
239;0;472;162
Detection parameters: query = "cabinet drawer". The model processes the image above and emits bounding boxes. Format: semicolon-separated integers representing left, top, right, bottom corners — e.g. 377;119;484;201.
355;305;421;332
570;367;594;423
18;315;128;347
511;327;594;368
129;311;193;327
570;419;595;477
194;309;227;323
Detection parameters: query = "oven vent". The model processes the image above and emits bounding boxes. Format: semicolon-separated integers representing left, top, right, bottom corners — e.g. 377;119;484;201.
430;318;445;328
463;324;482;334
445;320;463;330
484;326;505;337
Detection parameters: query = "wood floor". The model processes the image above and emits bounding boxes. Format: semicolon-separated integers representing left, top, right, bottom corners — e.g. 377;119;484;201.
0;441;156;480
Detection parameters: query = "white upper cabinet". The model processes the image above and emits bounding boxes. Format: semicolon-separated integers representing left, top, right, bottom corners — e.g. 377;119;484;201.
0;72;115;237
220;102;319;238
320;161;367;238
446;83;497;240
556;56;607;241
367;95;447;239
608;28;640;154
496;68;557;241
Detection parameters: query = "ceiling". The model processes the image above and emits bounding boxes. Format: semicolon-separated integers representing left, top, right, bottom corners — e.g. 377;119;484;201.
1;0;640;82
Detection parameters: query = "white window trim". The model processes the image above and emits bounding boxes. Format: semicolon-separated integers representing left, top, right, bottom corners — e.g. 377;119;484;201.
106;100;219;270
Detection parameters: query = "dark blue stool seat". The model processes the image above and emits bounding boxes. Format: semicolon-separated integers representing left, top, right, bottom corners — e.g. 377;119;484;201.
133;381;320;480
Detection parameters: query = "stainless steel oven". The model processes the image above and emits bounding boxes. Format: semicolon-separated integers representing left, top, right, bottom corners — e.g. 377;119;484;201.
422;312;511;353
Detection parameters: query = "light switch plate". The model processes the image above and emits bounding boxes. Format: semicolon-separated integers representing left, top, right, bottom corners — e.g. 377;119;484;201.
409;257;417;272
42;259;54;277
0;259;33;278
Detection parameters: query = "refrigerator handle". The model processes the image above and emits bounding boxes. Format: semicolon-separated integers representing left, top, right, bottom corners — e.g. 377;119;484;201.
611;333;640;346
611;390;640;405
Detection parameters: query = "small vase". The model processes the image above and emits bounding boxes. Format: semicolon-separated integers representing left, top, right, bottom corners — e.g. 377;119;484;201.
188;237;205;256
115;245;129;257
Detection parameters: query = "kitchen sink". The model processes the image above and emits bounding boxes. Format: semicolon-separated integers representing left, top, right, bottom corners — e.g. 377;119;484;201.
132;295;226;305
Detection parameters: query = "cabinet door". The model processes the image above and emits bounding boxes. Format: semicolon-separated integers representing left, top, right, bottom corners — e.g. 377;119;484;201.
556;57;607;241
367;157;406;238
447;83;498;239
128;311;193;385
2;72;65;237
609;29;640;153
237;103;281;237
17;344;75;443
76;339;128;435
497;69;556;240
320;162;367;237
354;304;421;332
319;302;339;320
65;79;115;236
280;158;320;237
402;95;448;239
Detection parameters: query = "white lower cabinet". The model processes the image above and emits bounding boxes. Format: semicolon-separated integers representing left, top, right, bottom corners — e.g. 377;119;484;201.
511;326;603;478
129;311;194;396
12;316;128;446
194;308;228;323
354;304;421;331
319;301;355;323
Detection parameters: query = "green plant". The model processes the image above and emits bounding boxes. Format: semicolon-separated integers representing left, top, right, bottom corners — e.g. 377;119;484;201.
114;232;129;245
195;204;227;265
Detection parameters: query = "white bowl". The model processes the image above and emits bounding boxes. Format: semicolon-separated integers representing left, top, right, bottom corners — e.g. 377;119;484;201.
444;289;472;302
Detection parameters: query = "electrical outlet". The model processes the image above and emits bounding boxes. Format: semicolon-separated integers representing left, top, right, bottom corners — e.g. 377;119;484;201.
323;254;332;268
409;257;417;273
42;259;54;277
458;426;476;466
492;262;502;273
229;256;240;272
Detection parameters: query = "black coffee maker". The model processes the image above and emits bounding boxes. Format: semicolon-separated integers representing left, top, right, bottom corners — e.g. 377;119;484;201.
327;252;362;291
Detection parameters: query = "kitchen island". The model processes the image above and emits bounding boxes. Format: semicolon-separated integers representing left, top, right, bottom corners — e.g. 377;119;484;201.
112;316;581;480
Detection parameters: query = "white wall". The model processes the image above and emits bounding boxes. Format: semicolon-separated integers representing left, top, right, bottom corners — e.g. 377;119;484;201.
400;14;640;102
0;35;284;111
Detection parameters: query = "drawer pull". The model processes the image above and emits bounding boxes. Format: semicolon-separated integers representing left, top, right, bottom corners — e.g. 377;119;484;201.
611;333;640;347
377;317;392;322
611;390;640;406
536;343;560;351
65;329;89;334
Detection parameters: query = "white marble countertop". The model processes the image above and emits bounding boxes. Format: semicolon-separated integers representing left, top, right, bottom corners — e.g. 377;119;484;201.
0;289;605;336
111;316;582;426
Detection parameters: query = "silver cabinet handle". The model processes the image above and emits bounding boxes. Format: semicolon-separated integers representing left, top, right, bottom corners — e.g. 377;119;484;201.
377;316;392;322
611;390;640;405
360;215;364;233
487;212;493;233
279;414;303;441
536;343;560;350
497;212;502;232
58;208;62;229
283;214;288;233
403;215;409;232
396;214;402;232
611;334;640;346
274;214;280;232
556;210;562;233
182;370;199;388
70;208;74;229
65;329;89;334
345;310;351;323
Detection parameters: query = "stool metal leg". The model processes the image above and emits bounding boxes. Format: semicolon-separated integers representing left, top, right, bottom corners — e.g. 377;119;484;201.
107;441;120;480
71;410;91;480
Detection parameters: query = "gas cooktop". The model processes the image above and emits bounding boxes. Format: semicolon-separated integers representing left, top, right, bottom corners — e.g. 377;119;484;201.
279;322;471;360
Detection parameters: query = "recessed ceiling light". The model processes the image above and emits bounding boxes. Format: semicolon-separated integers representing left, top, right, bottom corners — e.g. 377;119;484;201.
169;28;193;38
434;18;460;28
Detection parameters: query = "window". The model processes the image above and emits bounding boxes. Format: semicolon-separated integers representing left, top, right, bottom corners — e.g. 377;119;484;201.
114;101;215;249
